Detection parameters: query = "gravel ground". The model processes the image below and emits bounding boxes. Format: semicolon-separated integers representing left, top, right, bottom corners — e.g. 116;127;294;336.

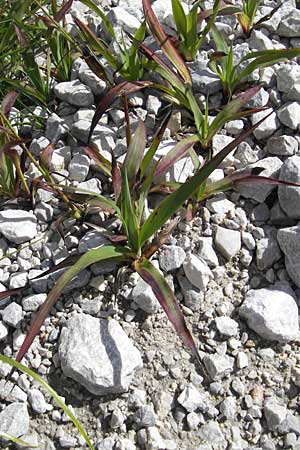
2;0;300;449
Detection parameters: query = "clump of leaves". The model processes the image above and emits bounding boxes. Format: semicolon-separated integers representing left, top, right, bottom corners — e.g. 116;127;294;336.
0;354;94;449
7;105;292;371
209;25;300;100
237;0;260;35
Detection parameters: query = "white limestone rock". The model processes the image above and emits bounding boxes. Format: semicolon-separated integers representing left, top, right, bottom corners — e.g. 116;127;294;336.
0;210;37;244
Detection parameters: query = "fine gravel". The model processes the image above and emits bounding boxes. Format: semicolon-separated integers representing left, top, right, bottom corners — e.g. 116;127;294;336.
2;0;300;449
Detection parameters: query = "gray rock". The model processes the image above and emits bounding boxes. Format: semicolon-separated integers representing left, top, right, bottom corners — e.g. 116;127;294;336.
237;157;282;203
45;113;69;142
0;210;37;244
277;225;300;286
256;236;282;270
248;30;274;51
190;68;221;94
278;102;300;129
177;275;204;311
251;110;279;140
225;119;244;135
110;408;126;429
145;426;165;450
133;405;157;428
78;231;110;253
183;253;212;291
241;231;256;251
236;352;248;369
277;64;300;93
107;7;141;34
212;134;235;168
54;80;94;106
159;245;186;272
152;139;194;183
278;155;300;219
78;63;106;95
219;396;237;420
197;237;219;268
68;154;90;181
198;421;225;444
206;193;235;215
1;302;22;328
35;202;54;222
234;141;260;169
59;313;143;394
115;438;136;450
0;402;29;437
264;399;287;431
265;135;298;156
278;8;300;37
9;271;28;289
28;389;48;414
245;87;269;108
203;353;234;380
239;285;299;342
177;384;209;412
96;437;116;450
0;321;8;341
132;277;160;314
215;316;239;337
278;413;300;435
22;293;47;312
214;226;241;260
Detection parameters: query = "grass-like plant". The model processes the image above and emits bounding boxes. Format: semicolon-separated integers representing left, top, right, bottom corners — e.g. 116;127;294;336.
237;0;260;35
209;25;300;100
0;354;94;449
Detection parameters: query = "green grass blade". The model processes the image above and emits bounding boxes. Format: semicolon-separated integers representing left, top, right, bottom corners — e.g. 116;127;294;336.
79;0;116;38
235;48;300;87
121;170;140;252
172;0;187;39
0;431;38;448
195;0;221;55
0;354;94;450
16;246;131;362
123;119;146;187
134;258;201;364
206;85;262;142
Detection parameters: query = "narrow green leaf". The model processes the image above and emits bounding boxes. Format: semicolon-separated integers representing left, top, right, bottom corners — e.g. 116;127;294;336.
134;258;201;364
235;48;300;88
121;170;140;252
123;120;146;186
79;0;116;38
0;431;38;448
16;246;131;362
0;354;94;450
84;145;112;177
206;85;262;142
172;0;187;38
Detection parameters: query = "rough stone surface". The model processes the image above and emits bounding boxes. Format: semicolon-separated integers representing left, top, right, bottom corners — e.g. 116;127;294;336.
158;245;186;272
28;389;48;414
1;302;22;328
0;210;37;244
203;354;234;380
177;384;209;413
22;293;47;312
214;226;241;260
278;8;300;37
251;110;279;140
239;285;299;342
215;316;239;337
278;155;300;219
0;402;29;437
277;102;300;129
265;135;298;156
264;400;287;431
59;314;143;394
183;253;212;291
54;80;94;106
237;157;282;203
277;225;300;286
132;277;160;314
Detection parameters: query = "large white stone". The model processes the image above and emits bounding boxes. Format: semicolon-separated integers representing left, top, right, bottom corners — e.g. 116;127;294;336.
54;80;94;106
277;225;300;287
59;314;143;395
239;284;299;342
0;210;37;244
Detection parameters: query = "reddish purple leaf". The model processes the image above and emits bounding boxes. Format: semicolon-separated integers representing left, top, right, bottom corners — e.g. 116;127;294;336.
40;143;55;170
54;0;74;22
88;81;153;143
1;92;19;117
